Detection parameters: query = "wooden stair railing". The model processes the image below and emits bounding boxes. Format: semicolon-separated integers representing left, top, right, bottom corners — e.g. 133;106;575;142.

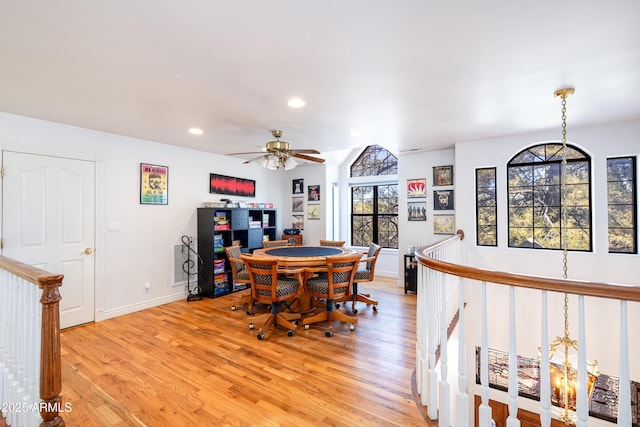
413;230;640;426
0;255;64;427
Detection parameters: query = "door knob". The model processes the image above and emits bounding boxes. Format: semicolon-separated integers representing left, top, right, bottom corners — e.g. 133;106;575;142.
84;248;93;255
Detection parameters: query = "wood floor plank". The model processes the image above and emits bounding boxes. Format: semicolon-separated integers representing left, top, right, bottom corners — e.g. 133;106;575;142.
50;277;429;426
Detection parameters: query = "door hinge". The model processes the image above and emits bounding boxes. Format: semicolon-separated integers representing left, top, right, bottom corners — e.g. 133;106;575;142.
1;238;3;250
1;165;4;179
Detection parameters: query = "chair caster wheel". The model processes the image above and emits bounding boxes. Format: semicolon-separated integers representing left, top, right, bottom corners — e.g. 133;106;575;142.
231;306;237;311
257;333;264;340
335;303;341;309
350;324;355;331
353;308;358;314
287;330;294;337
246;310;252;315
249;323;254;329
304;324;310;330
325;331;333;337
373;306;378;313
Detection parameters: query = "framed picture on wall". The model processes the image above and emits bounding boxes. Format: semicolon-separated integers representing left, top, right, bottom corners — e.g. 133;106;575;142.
140;163;168;205
434;214;455;234
292;214;304;230
292;196;303;212
293;179;304;194
433;165;453;186
408;201;427;221
308;185;320;202
433;190;454;210
407;178;427;198
307;204;320;220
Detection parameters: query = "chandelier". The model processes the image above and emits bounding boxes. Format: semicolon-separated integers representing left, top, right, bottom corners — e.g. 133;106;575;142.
546;87;599;424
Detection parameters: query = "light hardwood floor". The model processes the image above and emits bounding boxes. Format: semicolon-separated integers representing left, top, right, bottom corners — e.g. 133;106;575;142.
31;277;429;426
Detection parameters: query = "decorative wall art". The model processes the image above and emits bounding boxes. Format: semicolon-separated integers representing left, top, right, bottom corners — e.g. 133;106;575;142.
408;201;427;221
292;178;304;194
209;174;256;197
433;165;454;186
292;214;304;230
434;214;455;234
140;163;168;205
307;204;320;220
292;196;304;212
407;178;427;198
433;190;454;210
308;185;320;202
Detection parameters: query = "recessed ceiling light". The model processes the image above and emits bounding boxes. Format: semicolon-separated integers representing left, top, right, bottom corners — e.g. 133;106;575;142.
287;97;306;108
349;130;364;137
188;128;203;135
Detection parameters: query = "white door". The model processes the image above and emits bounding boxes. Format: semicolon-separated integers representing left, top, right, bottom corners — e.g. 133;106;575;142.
2;151;95;329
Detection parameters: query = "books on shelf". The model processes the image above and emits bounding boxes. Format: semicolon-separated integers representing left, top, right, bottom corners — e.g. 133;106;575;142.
214;212;230;230
248;220;262;229
214;273;227;295
213;234;224;252
262;213;270;227
213;259;225;274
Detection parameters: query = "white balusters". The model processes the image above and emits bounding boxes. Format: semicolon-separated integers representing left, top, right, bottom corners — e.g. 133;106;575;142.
456;276;469;427
618;300;631;426
478;281;492;427
439;259;450;427
507;286;520;427
539;291;551;427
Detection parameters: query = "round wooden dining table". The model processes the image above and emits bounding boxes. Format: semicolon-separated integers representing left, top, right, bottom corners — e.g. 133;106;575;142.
252;245;357;268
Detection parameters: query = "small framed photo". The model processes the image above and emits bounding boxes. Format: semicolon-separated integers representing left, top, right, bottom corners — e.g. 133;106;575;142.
433;165;453;186
407;178;426;199
292;214;304;230
408;201;427;221
434;214;455;234
307;204;320;220
140;163;168;205
308;185;320;202
292;196;304;213
433;190;454;210
293;179;304;194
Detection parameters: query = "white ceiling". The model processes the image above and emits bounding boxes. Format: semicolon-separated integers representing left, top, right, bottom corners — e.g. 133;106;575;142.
1;1;639;164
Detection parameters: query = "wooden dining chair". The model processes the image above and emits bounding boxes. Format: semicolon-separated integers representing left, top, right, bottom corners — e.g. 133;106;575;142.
335;242;381;314
319;239;346;247
223;245;252;313
301;252;362;337
261;239;290;248
240;254;304;340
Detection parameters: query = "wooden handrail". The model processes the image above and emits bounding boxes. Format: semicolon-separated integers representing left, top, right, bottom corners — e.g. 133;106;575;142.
0;255;65;427
414;236;640;303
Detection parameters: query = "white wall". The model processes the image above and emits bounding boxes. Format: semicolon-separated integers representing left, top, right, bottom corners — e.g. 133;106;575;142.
454;120;640;390
0;112;288;319
398;148;456;279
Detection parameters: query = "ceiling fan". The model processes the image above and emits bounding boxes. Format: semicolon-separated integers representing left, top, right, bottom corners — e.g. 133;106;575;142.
229;130;325;170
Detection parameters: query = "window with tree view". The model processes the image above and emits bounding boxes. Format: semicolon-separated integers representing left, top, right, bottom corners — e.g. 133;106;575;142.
476;167;497;246
351;145;398;248
607;156;637;254
507;143;591;251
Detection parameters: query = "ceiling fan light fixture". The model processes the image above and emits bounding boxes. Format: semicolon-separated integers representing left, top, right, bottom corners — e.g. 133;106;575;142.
284;156;298;170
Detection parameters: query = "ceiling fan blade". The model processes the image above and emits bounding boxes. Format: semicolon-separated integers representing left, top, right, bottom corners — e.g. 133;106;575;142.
242;155;267;164
289;149;321;154
292;153;325;163
228;151;265;155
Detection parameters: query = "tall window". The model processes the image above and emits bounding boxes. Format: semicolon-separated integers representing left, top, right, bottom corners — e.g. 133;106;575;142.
607;156;637;254
476;167;497;246
507;143;591;251
351;145;398;248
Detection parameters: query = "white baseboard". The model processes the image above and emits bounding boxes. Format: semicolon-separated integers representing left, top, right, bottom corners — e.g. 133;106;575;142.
95;291;186;322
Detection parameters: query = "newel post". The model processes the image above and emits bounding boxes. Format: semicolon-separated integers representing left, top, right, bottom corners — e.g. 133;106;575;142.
39;275;65;427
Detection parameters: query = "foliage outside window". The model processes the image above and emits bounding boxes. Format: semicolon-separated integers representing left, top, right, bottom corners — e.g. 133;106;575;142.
507;143;591;251
607;157;637;254
476;167;497;246
350;145;398;249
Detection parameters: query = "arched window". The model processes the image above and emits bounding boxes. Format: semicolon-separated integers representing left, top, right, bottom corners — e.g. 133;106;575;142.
507;143;591;251
350;145;398;248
